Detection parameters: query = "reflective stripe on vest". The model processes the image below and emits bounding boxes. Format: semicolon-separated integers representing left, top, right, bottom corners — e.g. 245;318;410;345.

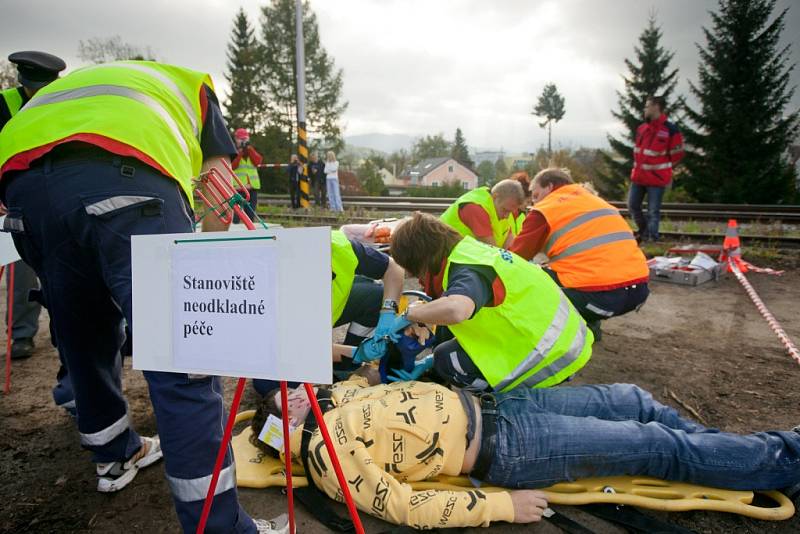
493;293;571;391
633;147;667;157
544;208;617;252
548;231;636;263
519;315;588;388
331;230;358;324
0;61;209;206
166;463;236;502
1;88;23;117
79;413;130;446
640;162;672;171
23;85;191;157
87;62;200;136
443;237;592;391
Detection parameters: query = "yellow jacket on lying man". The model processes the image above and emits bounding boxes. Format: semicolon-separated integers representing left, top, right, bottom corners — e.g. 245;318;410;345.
288;377;515;529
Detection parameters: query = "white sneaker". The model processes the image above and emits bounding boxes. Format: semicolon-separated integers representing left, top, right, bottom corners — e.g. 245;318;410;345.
254;514;290;534
96;436;163;493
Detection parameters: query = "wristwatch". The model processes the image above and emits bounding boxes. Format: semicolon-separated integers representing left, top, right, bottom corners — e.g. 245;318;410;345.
381;299;399;312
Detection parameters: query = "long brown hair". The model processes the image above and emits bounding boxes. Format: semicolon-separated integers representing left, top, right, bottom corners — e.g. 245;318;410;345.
391;212;462;278
250;388;281;458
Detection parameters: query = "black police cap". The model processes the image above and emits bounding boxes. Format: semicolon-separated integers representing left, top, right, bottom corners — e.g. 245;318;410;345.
8;51;66;89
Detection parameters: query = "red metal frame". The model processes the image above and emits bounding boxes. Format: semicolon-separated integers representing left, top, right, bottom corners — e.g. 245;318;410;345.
193;165;364;534
2;262;14;394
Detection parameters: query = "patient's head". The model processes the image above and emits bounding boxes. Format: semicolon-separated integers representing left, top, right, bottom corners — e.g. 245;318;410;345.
250;386;315;457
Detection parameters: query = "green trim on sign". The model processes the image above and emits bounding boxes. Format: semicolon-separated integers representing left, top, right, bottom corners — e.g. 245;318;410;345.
174;236;277;244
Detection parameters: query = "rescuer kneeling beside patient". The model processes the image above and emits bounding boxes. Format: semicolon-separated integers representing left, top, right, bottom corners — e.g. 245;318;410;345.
367;212;594;392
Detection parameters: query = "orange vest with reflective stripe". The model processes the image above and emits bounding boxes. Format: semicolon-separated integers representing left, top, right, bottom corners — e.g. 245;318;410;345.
533;184;648;289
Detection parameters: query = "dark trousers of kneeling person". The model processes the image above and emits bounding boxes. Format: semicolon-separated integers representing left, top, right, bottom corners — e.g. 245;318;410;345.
2;150;256;532
252;276;383;396
232;187;258;224
543;268;649;325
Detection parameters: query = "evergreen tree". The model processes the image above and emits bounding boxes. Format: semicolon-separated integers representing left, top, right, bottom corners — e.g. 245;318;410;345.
450;128;474;168
532;83;565;157
223;9;263;134
258;0;348;150
597;15;680;201
683;0;799;203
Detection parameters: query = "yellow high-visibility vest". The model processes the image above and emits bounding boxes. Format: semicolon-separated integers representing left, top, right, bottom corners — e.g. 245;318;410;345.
0;61;211;206
443;237;593;391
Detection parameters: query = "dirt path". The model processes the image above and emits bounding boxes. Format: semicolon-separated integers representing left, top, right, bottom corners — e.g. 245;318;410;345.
1;270;799;533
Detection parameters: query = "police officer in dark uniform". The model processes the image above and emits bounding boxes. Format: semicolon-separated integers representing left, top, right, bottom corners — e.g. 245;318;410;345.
1;51;66;361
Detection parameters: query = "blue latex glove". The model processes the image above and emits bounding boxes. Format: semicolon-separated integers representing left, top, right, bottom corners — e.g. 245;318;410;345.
387;355;434;382
352;337;388;363
374;309;396;339
387;313;413;342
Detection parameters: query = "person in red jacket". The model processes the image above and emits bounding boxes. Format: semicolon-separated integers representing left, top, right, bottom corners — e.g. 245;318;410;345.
629;95;684;241
231;128;263;222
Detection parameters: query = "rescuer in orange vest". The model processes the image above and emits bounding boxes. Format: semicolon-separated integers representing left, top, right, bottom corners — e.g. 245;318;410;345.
509;168;650;340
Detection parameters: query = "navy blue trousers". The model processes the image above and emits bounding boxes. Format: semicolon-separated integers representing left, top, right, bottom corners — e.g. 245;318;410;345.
3;154;255;533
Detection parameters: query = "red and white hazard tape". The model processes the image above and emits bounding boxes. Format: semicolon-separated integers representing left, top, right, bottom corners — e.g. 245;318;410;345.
728;258;800;365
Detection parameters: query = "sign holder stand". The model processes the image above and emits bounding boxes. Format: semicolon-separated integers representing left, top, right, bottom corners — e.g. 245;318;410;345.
192;162;364;534
1;262;15;394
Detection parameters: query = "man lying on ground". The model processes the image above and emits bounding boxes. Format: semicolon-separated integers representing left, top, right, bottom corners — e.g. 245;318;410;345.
250;373;800;529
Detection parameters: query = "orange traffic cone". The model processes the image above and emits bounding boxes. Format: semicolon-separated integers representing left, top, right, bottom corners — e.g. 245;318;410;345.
720;219;747;273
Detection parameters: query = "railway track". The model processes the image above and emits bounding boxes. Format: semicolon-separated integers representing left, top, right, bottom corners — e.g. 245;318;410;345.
258;195;800;223
254;208;800;250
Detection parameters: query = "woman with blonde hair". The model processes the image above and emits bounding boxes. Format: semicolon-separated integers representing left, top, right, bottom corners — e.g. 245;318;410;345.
324;150;343;211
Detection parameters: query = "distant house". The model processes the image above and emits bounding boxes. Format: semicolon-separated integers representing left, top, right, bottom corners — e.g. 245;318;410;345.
398;157;478;190
338;170;365;195
503;153;535;170
473;150;505;166
378;168;396;185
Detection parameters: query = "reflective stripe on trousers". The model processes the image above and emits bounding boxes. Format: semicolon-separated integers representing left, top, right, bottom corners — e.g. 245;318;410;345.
22;84;191;157
544;208;618;252
80;413;130;446
548;231;636;263
85;195;159;216
166;462;237;503
494;294;578;391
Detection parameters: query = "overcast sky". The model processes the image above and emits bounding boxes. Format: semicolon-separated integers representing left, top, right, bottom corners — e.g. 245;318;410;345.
2;0;799;152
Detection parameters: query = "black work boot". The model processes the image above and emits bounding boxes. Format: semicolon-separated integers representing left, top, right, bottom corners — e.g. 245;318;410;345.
10;337;35;360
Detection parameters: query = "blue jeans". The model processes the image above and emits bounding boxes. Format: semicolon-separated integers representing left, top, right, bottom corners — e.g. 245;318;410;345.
485;384;800;491
3;153;255;533
627;183;665;240
327;176;343;211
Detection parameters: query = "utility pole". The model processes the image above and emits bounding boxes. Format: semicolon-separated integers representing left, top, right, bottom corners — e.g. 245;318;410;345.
295;0;310;208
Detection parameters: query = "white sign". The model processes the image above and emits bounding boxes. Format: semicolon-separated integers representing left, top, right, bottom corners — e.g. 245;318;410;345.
0;216;22;266
172;242;279;375
132;227;332;383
